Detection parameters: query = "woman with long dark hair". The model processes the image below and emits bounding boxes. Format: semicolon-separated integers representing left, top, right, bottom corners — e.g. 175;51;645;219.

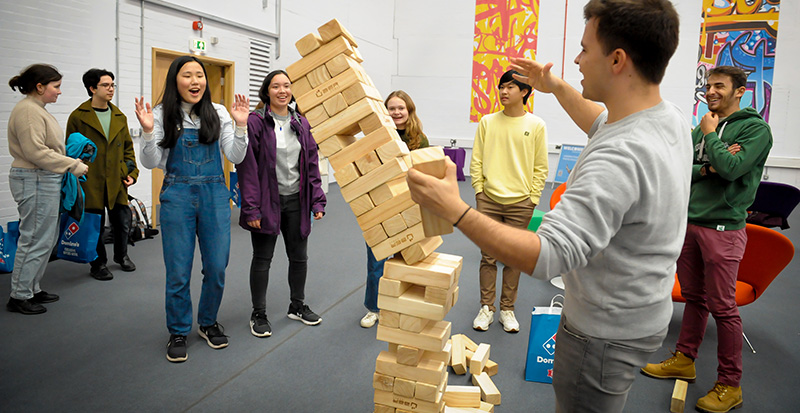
6;64;88;315
134;56;249;363
236;70;326;338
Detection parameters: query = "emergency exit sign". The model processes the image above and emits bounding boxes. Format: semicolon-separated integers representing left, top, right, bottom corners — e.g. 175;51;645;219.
190;39;207;54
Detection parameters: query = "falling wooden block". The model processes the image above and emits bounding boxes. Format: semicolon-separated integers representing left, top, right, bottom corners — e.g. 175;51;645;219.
375;351;446;385
318;134;356;158
671;380;688;413
400;236;443;265
379;277;412;297
443;386;481;408
292;76;313;98
373;372;395;392
318;18;358;46
371;222;426;263
393;377;416;398
322;93;348;117
332;162;360;187
374;404;396;413
376;320;451;353
287;35;354;81
374;389;443;413
396;345;424;366
377;138;411;163
329;125;396;171
411;147;454;237
399;314;430;333
356;189;415;231
359;112;396;135
325;53;361;77
380;310;400;328
356;151;383;175
471;372;501;405
383;256;456;289
401;205;422;227
349;193;374;216
311;96;377;145
307;64;332;88
304;104;329;128
343;81;384;105
370;177;409;206
378;284;447;321
450;334;467;375
382;214;409;237
469;343;490;374
341;157;408;203
364;224;389;247
483;359;498;377
295;32;323;56
296;67;363;113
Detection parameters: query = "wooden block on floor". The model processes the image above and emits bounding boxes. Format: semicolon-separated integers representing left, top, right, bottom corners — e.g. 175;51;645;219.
375;351;446;385
318;18;358;46
364;224;389;247
373;372;395;392
307;64;332;88
479;401;495;412
296;67;363;113
379;277;412;297
671;379;688;413
380;310;400;328
357;188;415;231
329;125;396;171
400;236;443;265
295;32;323;56
325;53;361;77
341;157;408;203
286;36;354;81
292;76;313;98
383;256;456;289
333;162;360;187
455;334;478;352
343;81;383;105
469;343;490;374
359;112;396;135
396;344;424;366
318;134;356;158
370;177;408;206
376;138;411;163
411;147;454;237
350;193;375;217
443;386;481;408
399;314;430;334
378;284;447;321
376;320;451;353
465;349;474;364
450;334;467;375
483;359;498;377
356;151;383;175
393;377;416;398
401;205;422;227
471;372;501;405
382;214;409;237
322;93;348;117
305;104;329;128
374;389;443;413
374;404;397;413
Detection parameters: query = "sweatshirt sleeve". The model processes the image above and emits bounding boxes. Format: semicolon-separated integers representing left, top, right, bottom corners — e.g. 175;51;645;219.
470;118;486;194
14;105;80;173
139;106;167;170
236;113;263;223
530;121;549;205
216;104;248;164
704;122;772;181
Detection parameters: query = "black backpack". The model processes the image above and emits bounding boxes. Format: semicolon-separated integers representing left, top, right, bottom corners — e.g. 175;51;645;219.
103;196;159;245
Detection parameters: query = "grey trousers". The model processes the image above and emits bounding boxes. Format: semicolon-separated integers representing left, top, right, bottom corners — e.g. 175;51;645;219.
553;315;667;413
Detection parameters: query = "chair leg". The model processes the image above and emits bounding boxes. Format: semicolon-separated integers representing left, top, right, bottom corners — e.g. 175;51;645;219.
743;331;756;354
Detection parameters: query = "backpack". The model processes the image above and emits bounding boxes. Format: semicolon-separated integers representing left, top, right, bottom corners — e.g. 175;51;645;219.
102;196;159;245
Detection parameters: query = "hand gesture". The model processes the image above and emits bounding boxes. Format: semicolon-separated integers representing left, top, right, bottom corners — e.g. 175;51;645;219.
123;176;135;187
700;112;719;136
247;219;261;229
231;94;250;127
509;57;558;94
406;157;467;224
134;97;154;133
313;211;324;220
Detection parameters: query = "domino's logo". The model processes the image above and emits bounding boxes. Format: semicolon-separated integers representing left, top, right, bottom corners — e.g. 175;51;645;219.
64;222;80;240
542;333;557;356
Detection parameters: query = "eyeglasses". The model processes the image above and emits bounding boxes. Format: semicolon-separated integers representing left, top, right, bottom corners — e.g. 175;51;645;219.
97;83;116;89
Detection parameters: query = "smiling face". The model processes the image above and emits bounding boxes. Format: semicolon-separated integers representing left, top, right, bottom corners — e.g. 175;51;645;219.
386;96;409;129
36;80;62;105
268;73;292;113
574;18;612;102
705;73;744;118
176;61;207;104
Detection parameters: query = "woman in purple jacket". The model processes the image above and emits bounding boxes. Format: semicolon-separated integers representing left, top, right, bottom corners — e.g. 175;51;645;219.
236;70;326;338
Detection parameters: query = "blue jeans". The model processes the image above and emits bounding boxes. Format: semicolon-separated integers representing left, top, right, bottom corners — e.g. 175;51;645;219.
364;244;386;312
8;168;62;300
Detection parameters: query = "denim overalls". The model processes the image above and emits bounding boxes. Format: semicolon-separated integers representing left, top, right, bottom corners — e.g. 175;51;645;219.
160;128;231;335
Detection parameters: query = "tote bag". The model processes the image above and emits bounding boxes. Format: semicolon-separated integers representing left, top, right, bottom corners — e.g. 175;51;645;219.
56;212;101;263
0;221;20;273
524;294;564;383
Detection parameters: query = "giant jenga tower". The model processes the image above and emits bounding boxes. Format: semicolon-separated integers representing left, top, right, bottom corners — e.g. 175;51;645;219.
287;19;464;412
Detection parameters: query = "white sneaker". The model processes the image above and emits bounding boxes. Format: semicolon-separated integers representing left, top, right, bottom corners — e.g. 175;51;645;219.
472;305;494;331
360;311;379;328
499;310;520;333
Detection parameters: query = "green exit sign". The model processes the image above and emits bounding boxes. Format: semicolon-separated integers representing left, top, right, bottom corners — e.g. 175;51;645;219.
190;39;207;53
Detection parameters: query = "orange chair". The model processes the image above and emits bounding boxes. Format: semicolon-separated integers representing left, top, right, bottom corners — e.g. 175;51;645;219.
671;223;795;353
550;182;567;210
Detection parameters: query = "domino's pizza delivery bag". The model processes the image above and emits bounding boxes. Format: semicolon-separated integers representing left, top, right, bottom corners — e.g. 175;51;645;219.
525;294;564;383
57;212;101;263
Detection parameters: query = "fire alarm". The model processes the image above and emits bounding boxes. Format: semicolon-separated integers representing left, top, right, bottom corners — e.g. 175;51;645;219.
192;21;203;31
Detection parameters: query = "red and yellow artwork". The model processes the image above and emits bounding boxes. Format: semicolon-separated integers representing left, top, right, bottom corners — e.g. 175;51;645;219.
471;0;540;122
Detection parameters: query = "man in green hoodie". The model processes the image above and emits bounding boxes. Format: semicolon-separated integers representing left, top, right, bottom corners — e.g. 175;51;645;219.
642;65;772;413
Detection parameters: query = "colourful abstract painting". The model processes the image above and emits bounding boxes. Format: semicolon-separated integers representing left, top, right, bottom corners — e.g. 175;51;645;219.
471;0;540;122
693;0;780;126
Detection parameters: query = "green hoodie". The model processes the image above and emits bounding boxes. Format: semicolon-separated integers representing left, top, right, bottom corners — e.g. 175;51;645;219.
688;107;772;230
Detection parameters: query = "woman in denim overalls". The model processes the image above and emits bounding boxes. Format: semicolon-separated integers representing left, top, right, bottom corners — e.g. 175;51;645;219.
134;56;249;363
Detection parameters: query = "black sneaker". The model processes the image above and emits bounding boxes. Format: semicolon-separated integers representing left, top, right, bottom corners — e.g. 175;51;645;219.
198;322;229;349
30;291;59;304
166;334;188;363
114;255;136;272
250;311;272;337
6;297;46;315
287;303;322;326
90;264;113;281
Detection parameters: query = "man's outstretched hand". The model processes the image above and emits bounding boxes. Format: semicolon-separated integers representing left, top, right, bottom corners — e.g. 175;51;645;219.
406;157;469;225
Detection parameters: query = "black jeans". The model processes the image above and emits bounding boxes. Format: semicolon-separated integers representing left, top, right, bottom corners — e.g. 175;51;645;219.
87;202;131;269
249;193;308;312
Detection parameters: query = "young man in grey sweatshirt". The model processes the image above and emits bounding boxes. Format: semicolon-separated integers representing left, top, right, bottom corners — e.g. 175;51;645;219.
407;1;691;411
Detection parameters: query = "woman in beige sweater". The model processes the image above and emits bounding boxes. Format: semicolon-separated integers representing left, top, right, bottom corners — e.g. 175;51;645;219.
6;64;88;315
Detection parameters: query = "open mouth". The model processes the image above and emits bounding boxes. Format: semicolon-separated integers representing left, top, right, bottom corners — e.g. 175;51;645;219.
188;88;201;97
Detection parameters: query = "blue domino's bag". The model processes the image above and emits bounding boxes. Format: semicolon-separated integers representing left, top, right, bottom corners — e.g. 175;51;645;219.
0;221;20;273
524;294;564;383
56;212;101;263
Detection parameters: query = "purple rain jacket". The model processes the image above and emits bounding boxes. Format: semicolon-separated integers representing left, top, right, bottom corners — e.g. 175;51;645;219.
236;105;326;238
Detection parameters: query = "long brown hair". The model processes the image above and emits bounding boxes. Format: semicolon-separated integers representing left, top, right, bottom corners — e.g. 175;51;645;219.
385;90;424;150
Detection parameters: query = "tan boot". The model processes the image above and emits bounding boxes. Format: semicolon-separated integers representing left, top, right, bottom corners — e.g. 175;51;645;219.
640;350;696;382
696;382;743;413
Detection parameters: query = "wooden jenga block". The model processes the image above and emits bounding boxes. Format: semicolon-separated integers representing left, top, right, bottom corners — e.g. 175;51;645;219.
399;314;430;333
380;310;400;328
400;236;443;265
391;343;451;366
469;343;490;374
396;345;424;366
318;134;356;158
379;277;412;297
415;382;439;403
375;351;446;385
401;154;413;169
318;156;329;176
351;44;365;63
372;222;426;262
452;285;459;307
443;408;484;413
383;257;456;289
340;157;408;203
381;215;406;238
373;372;395;392
465;349;474;364
292;76;313;98
318;18;358;46
311;98;375;145
350;193;375;216
376;320;451;353
370;177;409;206
329;125;395;171
457;334;478;352
356;151;383;175
443;386;481;408
296;67;363;113
295;32;323;56
393;377;416;398
374;404;396;413
322;93;348;117
450;334;467;375
286;36;354;81
411;147;454;237
471;372;501;405
325;53;361;77
401;205;422;227
479;401;494;412
364;224;389;247
378;285;447;321
671;380;688;413
333;162;360;187
377;139;411;164
424;284;454;305
305;104;329;128
343;81;384;105
307;64;332;88
357;189;415;231
483;359;498;377
359;112;396;135
374;389;443;413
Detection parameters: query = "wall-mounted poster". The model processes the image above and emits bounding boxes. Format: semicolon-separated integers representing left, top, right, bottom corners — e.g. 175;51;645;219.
693;0;780;126
554;144;584;184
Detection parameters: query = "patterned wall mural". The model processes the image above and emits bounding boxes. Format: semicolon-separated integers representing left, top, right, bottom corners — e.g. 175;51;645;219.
693;0;780;126
471;0;540;122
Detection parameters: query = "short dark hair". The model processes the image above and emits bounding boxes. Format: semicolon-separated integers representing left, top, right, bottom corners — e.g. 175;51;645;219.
499;70;533;105
584;0;679;84
707;66;747;90
8;64;62;95
82;68;115;97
